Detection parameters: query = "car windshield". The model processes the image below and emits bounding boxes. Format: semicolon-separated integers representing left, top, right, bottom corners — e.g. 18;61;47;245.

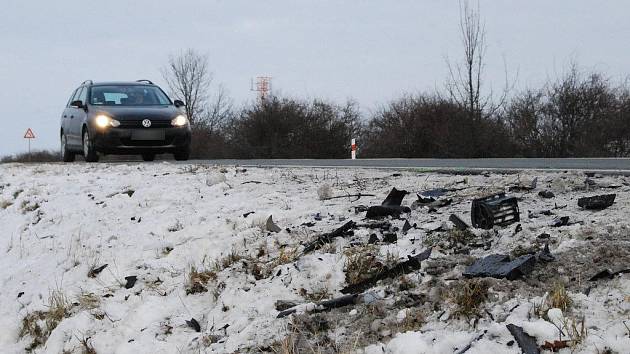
89;85;171;106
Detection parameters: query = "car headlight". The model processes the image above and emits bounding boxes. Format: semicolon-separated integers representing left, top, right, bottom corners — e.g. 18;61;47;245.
171;115;188;127
95;115;120;128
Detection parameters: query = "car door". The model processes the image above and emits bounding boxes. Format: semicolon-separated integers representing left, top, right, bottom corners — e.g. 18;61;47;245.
62;88;79;147
68;87;87;146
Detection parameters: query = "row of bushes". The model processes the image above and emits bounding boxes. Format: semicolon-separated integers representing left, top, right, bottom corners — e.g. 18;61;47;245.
193;67;630;159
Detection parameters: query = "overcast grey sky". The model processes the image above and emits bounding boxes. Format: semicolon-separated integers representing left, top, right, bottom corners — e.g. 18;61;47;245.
1;0;628;155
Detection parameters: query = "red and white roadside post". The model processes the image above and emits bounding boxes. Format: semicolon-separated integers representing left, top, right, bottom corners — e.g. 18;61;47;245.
24;128;36;162
351;138;357;160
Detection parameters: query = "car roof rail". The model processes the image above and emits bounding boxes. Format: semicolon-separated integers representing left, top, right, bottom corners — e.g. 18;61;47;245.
81;80;93;86
136;79;154;84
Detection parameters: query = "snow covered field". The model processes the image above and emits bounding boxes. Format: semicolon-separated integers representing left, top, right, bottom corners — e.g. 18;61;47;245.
0;162;629;353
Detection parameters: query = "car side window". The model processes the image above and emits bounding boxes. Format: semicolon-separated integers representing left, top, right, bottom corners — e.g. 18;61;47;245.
66;88;79;107
76;87;87;104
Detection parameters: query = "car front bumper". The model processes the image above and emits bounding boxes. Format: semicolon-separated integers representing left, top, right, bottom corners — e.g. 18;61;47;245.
92;126;191;154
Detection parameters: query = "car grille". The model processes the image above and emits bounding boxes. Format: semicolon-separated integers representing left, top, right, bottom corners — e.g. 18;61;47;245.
118;119;172;129
121;136;174;146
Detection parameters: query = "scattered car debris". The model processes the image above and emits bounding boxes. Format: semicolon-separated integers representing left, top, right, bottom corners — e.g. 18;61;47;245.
551;216;570;227
366;188;411;219
382;233;397;244
506;324;540;354
420;188;448;198
463;254;536;280
275;300;300;311
243;211;255;218
538;190;555;199
265;215;282;233
124;276;137;289
589;268;630;281
88;264;108;278
471;193;520;229
513;223;523;235
341;248;432;294
276;293;361;318
402;219;413;233
449;214;470;230
578;194;616;210
302;221;356;254
509;177;538;192
186;318;201;332
455;330;487;354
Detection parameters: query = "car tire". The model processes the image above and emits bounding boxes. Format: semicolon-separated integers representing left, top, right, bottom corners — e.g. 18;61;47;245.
83;129;99;162
173;146;190;161
142;153;156;161
60;133;75;162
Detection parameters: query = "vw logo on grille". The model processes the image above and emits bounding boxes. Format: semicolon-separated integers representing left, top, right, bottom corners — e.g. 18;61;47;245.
142;119;152;128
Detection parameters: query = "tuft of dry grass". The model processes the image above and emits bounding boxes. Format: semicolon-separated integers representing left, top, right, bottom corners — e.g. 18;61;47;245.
450;279;489;318
77;292;100;310
548;282;572;312
0;199;12;209
344;245;381;286
20;290;72;351
185;266;217;295
397;308;425;333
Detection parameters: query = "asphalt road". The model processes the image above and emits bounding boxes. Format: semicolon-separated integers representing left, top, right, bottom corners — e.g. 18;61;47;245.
190;158;630;172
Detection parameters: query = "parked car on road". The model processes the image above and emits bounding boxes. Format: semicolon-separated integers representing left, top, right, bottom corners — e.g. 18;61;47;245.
60;80;191;162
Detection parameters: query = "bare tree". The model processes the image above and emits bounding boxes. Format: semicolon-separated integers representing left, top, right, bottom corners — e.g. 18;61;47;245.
200;83;233;136
446;0;487;121
161;49;212;126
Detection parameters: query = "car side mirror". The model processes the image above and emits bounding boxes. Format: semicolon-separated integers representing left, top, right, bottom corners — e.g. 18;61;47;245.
174;100;185;108
70;100;84;108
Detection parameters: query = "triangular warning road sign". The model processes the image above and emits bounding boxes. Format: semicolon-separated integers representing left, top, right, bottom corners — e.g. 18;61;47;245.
24;128;35;139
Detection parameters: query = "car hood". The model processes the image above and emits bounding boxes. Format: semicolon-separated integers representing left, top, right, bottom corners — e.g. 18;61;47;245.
91;105;181;121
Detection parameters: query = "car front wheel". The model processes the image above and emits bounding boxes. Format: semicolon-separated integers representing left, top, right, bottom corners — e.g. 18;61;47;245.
173;146;190;161
83;129;99;162
60;133;75;162
142;153;155;161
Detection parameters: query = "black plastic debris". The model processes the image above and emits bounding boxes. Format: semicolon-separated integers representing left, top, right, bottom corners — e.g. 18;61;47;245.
366;188;411;219
551;216;570;227
17;292;24;298
366;205;410;219
341;248;432;294
589;268;630;281
506;324;540;354
302;221;356;254
463;254;536;280
243;211;255;218
265;215;282;233
513;224;523;235
368;233;379;244
578;194;616;210
186;318;201;332
402;220;413;233
124;276;137;289
471;193;520;229
88;264;108;278
382;188;409;206
450;214;470;230
537;244;555;263
538;190;555;199
382;233;397;244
